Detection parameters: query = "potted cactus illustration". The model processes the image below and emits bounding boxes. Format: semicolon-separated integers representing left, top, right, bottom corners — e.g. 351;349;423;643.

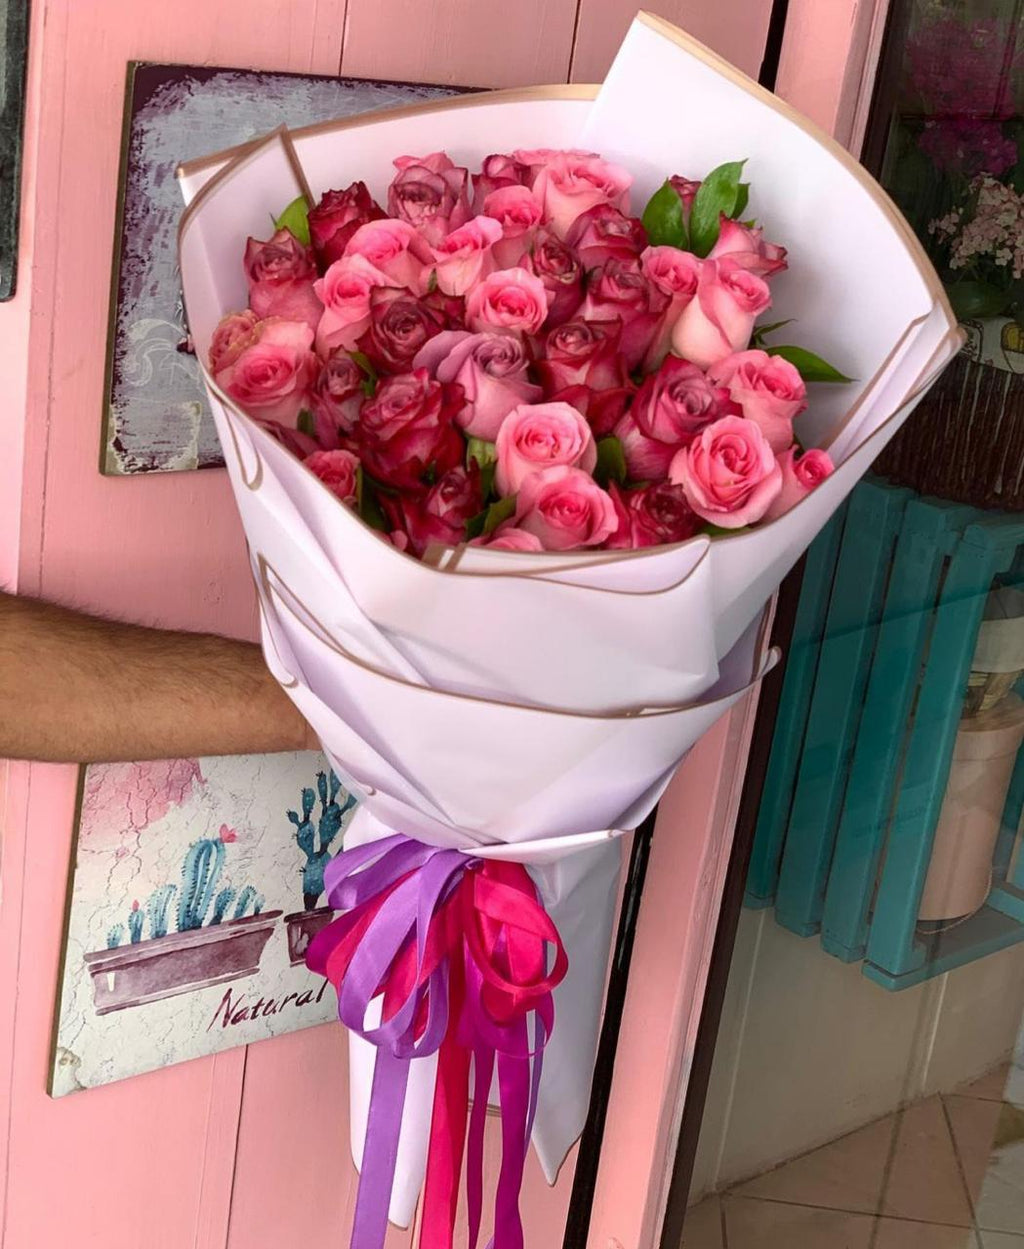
84;829;281;1015
283;771;357;965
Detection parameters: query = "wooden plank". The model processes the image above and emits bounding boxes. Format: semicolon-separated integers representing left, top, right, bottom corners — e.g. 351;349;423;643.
570;0;774;84
340;0;580;87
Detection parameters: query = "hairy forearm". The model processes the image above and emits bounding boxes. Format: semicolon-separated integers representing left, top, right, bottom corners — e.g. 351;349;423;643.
0;591;316;762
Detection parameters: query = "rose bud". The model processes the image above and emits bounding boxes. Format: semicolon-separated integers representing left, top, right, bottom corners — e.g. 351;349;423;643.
214;319;318;427
525;231;584;327
494;401;597;496
209;310;260;374
764;447;834;521
388;151;470;247
471;524;545;551
537;319;628;396
308;182;386;268
432;215;503;296
605;480;701;549
471;153;532;211
575;259;669;370
304;448;360;505
640;245;702;368
532;152;633;239
615;357;734;480
514;464;619;550
310;350;364;444
709;217;788;278
414;330;542;441
244;229;322;332
670;414;782;528
357;369;465;491
383;465;483;557
482;185;544;269
512;146;600;190
341;218;433;293
706;349;806;452
669;175;702;227
355;287;447;374
670;258;772;370
466;266;550;336
565;204;648;270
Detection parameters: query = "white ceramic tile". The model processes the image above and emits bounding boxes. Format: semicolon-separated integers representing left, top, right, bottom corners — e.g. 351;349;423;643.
682;1195;724;1248
723;1196;874;1248
880;1096;974;1227
945;1095;1024;1235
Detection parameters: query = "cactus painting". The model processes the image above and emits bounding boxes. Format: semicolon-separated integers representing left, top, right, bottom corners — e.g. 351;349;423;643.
288;770;356;909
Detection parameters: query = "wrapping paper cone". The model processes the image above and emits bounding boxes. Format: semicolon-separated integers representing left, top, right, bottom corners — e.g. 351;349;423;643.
177;13;961;1237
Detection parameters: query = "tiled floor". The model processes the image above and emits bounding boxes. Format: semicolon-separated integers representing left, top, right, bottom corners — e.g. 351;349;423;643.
684;1065;1024;1247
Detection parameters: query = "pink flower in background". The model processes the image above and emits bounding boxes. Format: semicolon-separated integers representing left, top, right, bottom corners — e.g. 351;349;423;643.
482;186;543;268
308;182;386;267
537;319;628;395
315;254;392;355
219;824;238;843
495;401;597;495
532;152;634;238
764;447;834;520
215;319;318;426
565;204;648;270
575;258;668;369
388;152;470;247
466;267;550;335
512;146;600;187
342;218;433;293
670;414;782;527
415;330;542;441
616;357;733;479
432;215;504;295
304;448;360;505
355;287;448;374
707;349;806;451
471;153;532;210
244;229;323;331
310;350;364;439
525;231;584;326
209;310;260;374
709;218;788;278
670;258;772;369
641;246;702;368
514;465;618;550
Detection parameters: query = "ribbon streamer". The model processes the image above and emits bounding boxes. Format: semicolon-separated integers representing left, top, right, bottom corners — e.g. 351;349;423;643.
307;835;568;1249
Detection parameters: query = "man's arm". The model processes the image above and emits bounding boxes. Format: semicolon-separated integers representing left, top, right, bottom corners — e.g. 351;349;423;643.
0;591;318;762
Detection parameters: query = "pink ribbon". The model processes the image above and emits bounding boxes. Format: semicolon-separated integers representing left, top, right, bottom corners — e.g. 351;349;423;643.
306;835;568;1249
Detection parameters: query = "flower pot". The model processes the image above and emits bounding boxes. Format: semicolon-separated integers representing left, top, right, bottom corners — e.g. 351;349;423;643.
283;907;335;966
83;910;283;1015
919;694;1024;921
965;585;1024;716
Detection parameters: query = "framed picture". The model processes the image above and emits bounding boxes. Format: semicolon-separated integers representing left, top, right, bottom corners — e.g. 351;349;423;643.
101;62;461;475
51;752;359;1097
0;0;31;301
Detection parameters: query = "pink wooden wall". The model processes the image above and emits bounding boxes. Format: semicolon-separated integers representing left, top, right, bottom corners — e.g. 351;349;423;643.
0;2;886;1246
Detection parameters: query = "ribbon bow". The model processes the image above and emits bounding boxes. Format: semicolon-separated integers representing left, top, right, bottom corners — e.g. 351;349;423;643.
307;834;568;1249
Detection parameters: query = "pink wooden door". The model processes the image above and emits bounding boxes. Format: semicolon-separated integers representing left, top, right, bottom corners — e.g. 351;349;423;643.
0;3;883;1246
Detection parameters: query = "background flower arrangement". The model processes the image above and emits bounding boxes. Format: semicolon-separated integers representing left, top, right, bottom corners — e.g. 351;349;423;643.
208;148;847;557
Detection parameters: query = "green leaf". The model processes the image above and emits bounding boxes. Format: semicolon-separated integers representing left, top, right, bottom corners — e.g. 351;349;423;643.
733;183;750;220
765;344;853;384
274;195;311;247
947;279;1012;321
466;437;497;470
594;436;627;489
642;181;688;250
482;495;516;537
296;409;315;437
689;160;747;257
356;468;389;532
427;268;439;294
464;510;487;541
704;523;751;538
350;351;379;397
752;319;794;339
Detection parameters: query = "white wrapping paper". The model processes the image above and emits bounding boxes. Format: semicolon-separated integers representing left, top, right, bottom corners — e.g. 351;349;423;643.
177;13;961;1226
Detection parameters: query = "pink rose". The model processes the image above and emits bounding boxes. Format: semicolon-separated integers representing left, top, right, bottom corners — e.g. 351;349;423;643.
432;215;503;296
709;217;788;278
564;204;647;270
244;229;322;331
706;349;806;452
342;219;432;292
537;319;627;395
605;481;700;549
214;319;318;426
670;414;782;528
482;186;543;269
472;524;545;551
575;258;669;370
209;310;260;374
383;466;483;557
308;183;386;267
310;350;364;443
512;147;599;187
494;401;597;496
670;258;772;369
472;154;533;210
314;254;391;355
355;287;447;374
532;153;633;239
641;246;703;368
548;384;635;438
466;267;550;336
669;176;702;222
615;357;734;480
357;370;464;491
764;447;834;521
514;465;618;551
414;330;542;441
304;449;360;505
525;231;584;327
387;152;470;247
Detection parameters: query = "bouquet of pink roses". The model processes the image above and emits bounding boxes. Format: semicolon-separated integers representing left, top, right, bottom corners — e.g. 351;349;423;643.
210;149;841;561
